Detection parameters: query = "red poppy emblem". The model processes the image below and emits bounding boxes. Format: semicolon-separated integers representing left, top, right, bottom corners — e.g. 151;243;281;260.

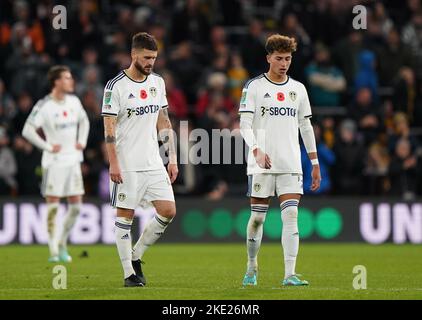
277;92;285;101
140;90;147;99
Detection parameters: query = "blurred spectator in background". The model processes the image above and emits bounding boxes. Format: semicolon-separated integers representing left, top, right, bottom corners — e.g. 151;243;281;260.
364;140;390;195
198;91;232;131
80;88;103;196
13;135;41;195
115;5;136;38
0;127;17;196
240;19;267;76
195;72;235;119
11;92;33;136
301;123;335;194
320;117;336;149
77;46;104;83
227;51;249;103
333;119;366;195
81;89;103;150
309;0;350;46
402;10;422;78
392;67;417;124
161;70;189;119
279;12;312;82
390;0;422;28
366;2;391;49
66;3;102;59
6;0;46;53
198;52;229;91
388;138;419;200
387;112;419;154
218;0;244;26
354;50;379;103
332;30;363;85
0;78;16;124
54;42;78;72
376;29;414;87
107;48;132;80
149;23;168;53
382;99;396;136
305;43;346;107
161;70;189;120
197;91;234;200
349;87;382;145
5;22;50;98
206;25;230;64
371;1;394;39
170;0;211;46
76;65;104;103
168;41;202;104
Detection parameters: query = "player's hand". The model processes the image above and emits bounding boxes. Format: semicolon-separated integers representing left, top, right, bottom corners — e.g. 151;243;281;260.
310;165;321;191
167;163;179;183
253;148;272;169
51;144;61;153
75;143;85;150
109;162;123;184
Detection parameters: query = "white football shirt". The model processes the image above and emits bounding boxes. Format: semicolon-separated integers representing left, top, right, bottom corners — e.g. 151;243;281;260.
239;73;312;175
26;94;89;168
101;71;168;172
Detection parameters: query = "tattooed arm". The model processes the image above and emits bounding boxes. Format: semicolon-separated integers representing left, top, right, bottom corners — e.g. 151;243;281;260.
157;108;178;182
104;116;122;183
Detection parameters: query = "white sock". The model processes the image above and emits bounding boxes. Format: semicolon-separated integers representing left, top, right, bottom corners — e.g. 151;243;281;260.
246;204;268;275
281;199;299;279
59;203;80;250
115;217;135;279
132;214;171;261
47;202;59;257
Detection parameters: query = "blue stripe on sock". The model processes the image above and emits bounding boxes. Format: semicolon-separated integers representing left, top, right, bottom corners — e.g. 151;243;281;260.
251;208;268;213
115;222;131;230
155;216;169;227
280;200;299;211
280;202;299;210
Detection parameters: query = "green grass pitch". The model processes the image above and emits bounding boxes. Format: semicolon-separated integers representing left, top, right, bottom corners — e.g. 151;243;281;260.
0;243;421;300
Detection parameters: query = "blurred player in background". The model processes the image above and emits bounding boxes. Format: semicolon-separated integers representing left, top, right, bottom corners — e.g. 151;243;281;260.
102;32;178;287
239;34;321;286
22;65;90;262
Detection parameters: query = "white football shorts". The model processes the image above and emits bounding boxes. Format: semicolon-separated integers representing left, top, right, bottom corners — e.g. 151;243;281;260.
110;168;175;209
247;173;303;198
41;163;84;197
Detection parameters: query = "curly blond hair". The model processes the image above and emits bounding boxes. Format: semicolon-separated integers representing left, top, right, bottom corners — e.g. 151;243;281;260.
265;34;297;54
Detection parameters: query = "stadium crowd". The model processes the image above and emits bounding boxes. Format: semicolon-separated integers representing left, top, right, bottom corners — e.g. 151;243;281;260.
0;0;422;200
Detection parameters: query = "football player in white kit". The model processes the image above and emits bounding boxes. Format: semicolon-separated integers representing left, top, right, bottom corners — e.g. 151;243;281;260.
22;65;89;263
102;32;178;287
239;35;321;286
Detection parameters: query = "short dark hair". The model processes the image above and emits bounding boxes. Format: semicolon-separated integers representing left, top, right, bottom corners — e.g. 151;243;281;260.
47;65;70;89
265;34;297;54
131;32;158;51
